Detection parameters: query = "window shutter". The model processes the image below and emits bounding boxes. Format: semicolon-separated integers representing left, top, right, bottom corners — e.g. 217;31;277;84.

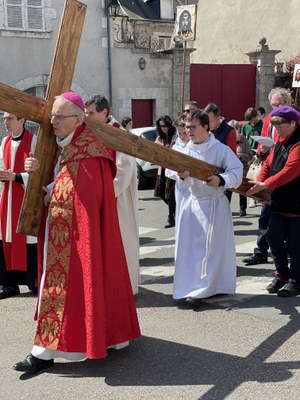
27;0;43;30
6;0;23;29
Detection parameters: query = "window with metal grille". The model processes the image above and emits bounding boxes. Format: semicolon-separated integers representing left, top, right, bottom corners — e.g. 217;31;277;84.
4;0;44;31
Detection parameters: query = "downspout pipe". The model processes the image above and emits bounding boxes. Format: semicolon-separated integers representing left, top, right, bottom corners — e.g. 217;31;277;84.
106;10;113;104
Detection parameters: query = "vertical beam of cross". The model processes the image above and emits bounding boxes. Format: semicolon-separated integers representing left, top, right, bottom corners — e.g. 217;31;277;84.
16;0;87;236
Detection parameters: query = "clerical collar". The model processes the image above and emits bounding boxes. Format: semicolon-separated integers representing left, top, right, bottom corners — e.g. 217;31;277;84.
12;128;25;141
56;131;75;148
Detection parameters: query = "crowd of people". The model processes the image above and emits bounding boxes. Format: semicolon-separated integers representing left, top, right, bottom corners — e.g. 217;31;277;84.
0;86;300;374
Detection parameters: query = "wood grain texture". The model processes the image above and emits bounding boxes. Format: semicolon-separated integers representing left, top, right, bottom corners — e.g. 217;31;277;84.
0;83;46;122
17;0;87;236
86;118;271;202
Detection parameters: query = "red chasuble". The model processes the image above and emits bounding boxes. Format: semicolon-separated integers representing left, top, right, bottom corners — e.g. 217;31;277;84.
0;130;33;271
34;124;140;358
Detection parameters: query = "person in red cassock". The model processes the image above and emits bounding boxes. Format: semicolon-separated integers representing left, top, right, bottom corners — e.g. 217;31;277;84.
13;92;140;374
0;112;37;299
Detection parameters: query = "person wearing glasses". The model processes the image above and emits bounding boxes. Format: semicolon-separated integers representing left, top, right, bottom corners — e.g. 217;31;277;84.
154;115;177;228
183;100;199;115
243;87;292;267
85;95;140;295
0;112;37;299
165;109;243;308
246;106;300;297
203;103;237;204
13;92;140;374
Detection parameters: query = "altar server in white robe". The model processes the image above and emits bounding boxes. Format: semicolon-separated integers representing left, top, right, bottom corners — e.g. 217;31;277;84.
166;109;243;303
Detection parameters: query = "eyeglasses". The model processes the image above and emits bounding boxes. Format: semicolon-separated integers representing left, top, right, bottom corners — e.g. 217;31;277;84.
159;124;167;128
184;109;191;113
185;124;200;131
272;123;290;129
48;113;79;122
271;103;284;108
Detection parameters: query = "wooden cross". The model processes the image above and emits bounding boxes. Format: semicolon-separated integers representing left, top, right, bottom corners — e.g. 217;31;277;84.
0;0;270;237
0;0;87;236
86;118;271;202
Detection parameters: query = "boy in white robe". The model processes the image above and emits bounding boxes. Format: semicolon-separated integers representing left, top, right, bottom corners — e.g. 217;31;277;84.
166;109;243;306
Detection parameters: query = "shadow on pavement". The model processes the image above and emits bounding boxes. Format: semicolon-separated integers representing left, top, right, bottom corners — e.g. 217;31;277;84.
17;288;300;400
22;331;299;400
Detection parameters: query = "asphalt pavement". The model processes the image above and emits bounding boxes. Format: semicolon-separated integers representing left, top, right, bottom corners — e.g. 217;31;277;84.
1;189;300;400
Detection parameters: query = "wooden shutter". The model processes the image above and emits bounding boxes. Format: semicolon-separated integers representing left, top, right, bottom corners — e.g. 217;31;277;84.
27;0;43;30
6;0;23;29
5;0;44;31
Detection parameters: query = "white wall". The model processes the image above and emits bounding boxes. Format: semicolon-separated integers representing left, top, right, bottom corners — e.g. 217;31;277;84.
191;0;300;65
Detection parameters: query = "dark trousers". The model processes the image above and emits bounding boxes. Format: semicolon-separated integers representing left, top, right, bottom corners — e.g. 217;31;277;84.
0;242;37;290
254;203;270;257
239;195;247;211
267;213;300;283
225;190;232;203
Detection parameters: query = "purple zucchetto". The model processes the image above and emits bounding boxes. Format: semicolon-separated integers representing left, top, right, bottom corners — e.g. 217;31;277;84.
60;92;85;112
271;106;300;122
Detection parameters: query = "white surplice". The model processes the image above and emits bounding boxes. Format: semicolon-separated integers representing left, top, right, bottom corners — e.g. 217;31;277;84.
108;117;140;295
114;151;140;295
166;133;243;299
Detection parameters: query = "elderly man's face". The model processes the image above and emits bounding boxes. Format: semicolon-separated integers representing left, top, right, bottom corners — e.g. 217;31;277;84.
49;97;81;138
270;94;285;109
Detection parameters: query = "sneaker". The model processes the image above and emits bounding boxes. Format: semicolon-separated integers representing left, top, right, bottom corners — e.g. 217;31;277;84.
266;276;286;293
277;281;300;297
242;253;267;265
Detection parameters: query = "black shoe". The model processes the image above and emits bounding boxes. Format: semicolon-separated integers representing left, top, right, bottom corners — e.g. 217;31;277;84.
186;297;202;308
242;254;267;265
28;285;38;295
239;209;247;217
164;216;175;228
0;286;20;299
277;281;300;297
13;354;54;373
266;276;286;293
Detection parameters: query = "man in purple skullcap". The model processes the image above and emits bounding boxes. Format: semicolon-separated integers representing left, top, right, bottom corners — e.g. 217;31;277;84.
13;92;140;373
246;105;300;297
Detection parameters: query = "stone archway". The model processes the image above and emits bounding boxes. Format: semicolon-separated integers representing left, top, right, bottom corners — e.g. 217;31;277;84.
14;75;89;102
0;75;90;137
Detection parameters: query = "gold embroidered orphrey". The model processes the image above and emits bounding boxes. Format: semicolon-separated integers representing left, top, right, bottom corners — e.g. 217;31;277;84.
34;127;110;349
0;1;270;238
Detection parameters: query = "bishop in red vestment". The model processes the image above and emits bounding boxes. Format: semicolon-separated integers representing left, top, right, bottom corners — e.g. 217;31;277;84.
13;92;140;374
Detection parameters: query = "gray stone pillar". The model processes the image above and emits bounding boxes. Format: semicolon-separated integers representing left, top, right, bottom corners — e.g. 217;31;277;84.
171;44;195;116
245;38;281;113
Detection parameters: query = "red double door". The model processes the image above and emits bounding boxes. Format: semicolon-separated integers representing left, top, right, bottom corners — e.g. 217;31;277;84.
130;63;256;127
190;63;257;122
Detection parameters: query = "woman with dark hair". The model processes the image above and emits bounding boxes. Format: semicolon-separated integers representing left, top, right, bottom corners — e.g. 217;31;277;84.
121;117;133;131
154;115;177;228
